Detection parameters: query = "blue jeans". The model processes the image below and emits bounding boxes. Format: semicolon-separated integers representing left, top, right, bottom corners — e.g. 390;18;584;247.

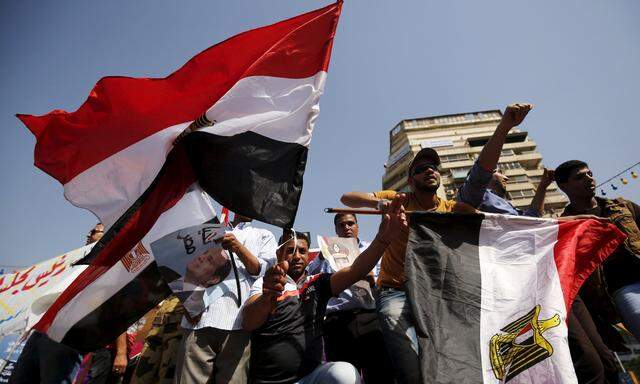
296;362;360;384
613;281;640;341
9;331;81;384
376;288;420;384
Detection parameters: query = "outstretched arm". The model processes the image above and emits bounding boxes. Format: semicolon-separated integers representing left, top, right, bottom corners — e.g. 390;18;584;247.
476;103;533;172
341;192;380;209
525;168;554;217
330;194;407;295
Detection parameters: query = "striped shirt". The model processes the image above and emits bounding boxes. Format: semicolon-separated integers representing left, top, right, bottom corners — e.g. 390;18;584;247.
181;221;277;331
306;240;379;313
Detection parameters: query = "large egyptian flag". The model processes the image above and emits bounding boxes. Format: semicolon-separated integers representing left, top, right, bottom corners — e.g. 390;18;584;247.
404;212;626;384
17;2;342;351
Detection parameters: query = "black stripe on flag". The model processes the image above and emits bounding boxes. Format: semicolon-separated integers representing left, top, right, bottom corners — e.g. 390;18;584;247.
61;262;172;353
404;212;484;384
185;131;308;228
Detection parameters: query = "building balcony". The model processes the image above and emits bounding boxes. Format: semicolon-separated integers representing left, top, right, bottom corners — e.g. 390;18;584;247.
514;152;542;168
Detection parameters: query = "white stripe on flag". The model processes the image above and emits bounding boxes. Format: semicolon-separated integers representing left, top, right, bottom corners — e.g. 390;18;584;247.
47;184;216;342
62;73;325;230
479;214;577;384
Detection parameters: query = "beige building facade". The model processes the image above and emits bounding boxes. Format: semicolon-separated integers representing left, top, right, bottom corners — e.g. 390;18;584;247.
382;110;568;216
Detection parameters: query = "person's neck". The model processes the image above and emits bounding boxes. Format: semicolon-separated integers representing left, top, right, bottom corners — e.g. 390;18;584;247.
414;190;439;210
569;196;599;213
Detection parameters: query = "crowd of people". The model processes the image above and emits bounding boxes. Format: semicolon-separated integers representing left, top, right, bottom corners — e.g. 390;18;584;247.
7;103;640;384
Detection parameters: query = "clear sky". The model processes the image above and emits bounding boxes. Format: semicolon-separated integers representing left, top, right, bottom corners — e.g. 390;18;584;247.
1;0;639;267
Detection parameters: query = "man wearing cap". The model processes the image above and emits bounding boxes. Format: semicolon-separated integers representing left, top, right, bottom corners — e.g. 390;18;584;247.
341;148;475;383
456;104;556;217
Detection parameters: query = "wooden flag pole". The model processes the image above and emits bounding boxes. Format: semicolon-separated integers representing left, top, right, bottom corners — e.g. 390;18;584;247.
324;208;416;215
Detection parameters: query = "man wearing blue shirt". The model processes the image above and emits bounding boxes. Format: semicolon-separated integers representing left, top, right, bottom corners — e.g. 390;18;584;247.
307;213;393;384
457;103;554;217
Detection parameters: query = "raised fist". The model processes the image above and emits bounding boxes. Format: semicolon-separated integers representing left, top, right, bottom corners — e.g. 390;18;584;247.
500;103;533;129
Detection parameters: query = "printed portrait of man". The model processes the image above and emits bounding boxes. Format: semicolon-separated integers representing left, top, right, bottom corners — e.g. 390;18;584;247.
183;248;232;288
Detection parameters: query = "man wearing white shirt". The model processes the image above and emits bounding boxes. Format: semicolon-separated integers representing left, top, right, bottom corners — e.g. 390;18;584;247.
306;213;393;384
175;214;276;384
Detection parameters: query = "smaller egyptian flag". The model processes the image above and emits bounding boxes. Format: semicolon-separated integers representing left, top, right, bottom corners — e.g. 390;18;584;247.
404;212;626;384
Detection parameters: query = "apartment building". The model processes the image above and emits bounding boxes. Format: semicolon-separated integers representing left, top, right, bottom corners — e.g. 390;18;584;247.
382;110;568;216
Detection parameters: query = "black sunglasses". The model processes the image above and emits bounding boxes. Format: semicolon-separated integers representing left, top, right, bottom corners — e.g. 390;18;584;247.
411;163;439;176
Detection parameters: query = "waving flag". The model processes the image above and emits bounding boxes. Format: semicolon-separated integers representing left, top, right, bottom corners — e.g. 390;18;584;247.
404;212;625;384
17;1;342;351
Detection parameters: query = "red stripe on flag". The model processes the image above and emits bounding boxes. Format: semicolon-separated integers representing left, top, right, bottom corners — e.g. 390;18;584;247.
34;146;195;334
553;218;626;314
17;1;342;185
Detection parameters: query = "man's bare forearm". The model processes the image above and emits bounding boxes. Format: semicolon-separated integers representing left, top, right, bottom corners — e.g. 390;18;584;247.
330;235;388;295
233;245;261;276
477;123;511;172
528;182;548;217
242;294;273;331
341;192;378;208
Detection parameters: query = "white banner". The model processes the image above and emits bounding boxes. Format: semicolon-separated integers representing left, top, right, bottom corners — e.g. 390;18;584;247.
0;245;92;336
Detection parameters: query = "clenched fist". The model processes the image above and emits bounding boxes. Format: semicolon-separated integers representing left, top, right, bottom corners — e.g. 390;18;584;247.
499;103;533;130
263;261;288;300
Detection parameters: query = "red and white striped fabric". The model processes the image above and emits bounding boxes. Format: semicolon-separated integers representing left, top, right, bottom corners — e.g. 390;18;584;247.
404;212;627;384
18;2;342;351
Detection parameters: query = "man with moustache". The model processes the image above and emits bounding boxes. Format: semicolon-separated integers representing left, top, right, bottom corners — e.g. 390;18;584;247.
242;196;408;384
306;213;393;383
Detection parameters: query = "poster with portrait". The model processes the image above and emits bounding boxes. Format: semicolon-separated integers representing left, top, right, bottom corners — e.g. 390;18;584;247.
150;223;243;317
317;236;360;271
317;236;375;308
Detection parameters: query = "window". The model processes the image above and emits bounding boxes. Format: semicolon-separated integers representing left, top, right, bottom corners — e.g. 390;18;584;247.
388;143;411;167
498;161;522;170
506;175;528;184
508;189;535;199
391;124;402;137
384;170;407;188
529;176;542;184
450;167;471;180
441;153;470;163
500;149;515;157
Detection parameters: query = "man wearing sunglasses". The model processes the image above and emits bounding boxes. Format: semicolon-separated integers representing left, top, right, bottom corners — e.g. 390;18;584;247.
340;149;475;384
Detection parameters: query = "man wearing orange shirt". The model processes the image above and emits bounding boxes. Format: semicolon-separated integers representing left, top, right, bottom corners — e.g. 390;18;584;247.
341;148;475;383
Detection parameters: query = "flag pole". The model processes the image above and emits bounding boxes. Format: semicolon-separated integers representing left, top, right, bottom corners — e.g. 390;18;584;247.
324;208;415;215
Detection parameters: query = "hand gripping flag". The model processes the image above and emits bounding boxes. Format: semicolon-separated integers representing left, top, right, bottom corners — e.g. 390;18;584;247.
404;212;626;384
17;2;342;351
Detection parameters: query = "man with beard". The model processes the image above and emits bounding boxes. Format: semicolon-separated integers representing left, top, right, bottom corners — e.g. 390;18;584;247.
456;103;555;217
341;150;475;383
242;195;408;384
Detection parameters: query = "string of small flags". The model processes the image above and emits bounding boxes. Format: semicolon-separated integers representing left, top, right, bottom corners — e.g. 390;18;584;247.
597;161;640;196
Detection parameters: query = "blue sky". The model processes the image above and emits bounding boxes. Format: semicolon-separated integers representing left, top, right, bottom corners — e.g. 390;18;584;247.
1;0;639;267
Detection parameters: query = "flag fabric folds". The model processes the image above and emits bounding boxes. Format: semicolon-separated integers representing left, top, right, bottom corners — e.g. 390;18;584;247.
404;212;626;384
17;1;342;351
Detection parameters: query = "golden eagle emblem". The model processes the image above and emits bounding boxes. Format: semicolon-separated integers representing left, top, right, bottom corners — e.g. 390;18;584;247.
490;305;560;382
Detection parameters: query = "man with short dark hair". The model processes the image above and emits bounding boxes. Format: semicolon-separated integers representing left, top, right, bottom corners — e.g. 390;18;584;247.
242;196;408;384
341;149;475;383
457;103;555;217
175;213;277;384
306;213;393;383
555;160;640;340
554;160;640;383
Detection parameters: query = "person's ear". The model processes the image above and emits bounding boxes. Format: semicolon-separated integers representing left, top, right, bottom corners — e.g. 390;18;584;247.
205;276;221;287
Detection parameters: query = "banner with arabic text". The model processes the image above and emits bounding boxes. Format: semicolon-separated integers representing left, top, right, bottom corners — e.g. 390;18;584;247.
0;244;93;335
